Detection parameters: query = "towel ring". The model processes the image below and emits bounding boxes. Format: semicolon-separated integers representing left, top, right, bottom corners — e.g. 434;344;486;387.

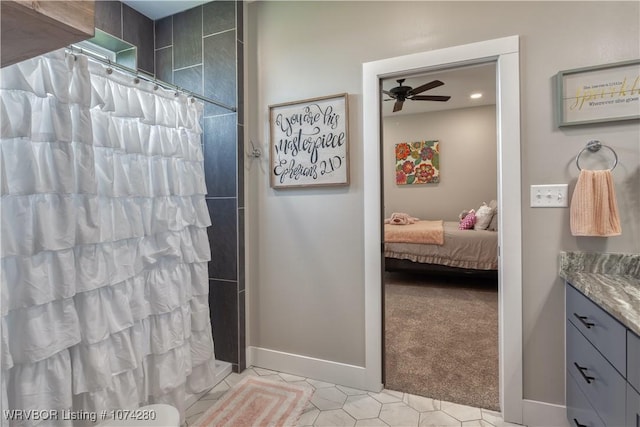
575;140;618;171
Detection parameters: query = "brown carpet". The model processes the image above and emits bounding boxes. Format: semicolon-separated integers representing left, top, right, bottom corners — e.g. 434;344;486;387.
384;271;499;410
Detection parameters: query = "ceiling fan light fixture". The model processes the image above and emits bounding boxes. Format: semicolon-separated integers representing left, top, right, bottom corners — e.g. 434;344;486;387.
470;92;483;99
384;78;451;112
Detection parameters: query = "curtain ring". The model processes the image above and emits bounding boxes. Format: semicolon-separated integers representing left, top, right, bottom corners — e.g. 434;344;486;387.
575;140;618;171
106;68;113;75
133;77;140;84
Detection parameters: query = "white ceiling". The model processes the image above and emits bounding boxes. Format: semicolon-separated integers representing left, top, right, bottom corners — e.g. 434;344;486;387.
381;62;496;117
122;0;205;20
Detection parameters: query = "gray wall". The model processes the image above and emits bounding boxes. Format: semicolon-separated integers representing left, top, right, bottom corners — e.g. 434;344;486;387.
383;106;497;221
246;1;640;406
95;0;246;372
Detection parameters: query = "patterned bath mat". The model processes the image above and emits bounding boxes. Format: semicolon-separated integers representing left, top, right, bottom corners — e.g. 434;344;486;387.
192;376;313;427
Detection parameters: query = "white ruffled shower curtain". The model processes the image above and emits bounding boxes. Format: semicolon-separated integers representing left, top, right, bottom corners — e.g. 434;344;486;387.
0;50;216;426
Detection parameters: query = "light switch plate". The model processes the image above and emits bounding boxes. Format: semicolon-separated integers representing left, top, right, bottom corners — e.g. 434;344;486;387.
530;184;569;207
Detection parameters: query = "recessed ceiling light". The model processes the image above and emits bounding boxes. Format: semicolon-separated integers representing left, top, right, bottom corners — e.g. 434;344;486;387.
470;93;483;99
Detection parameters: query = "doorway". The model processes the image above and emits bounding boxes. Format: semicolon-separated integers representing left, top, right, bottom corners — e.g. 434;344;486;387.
380;62;499;410
362;36;523;423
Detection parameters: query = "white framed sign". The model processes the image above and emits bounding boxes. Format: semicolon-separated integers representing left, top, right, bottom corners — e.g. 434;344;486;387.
269;93;349;189
557;59;640;126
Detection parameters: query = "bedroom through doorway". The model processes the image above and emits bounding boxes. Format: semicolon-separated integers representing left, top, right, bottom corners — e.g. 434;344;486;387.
380;62;500;411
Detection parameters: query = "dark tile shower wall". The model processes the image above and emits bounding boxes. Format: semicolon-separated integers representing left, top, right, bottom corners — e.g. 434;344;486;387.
95;1;155;74
95;0;246;372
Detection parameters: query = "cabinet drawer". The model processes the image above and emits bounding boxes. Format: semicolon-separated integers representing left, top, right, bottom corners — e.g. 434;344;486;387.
629;331;640;393
567;320;626;427
567;283;626;375
629;383;640;427
567;372;605;427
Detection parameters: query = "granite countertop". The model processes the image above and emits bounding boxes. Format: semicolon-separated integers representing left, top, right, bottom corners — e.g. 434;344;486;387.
560;251;640;336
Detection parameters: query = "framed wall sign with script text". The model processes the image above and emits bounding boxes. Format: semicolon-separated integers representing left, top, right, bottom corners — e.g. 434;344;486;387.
269;93;349;189
556;59;640;126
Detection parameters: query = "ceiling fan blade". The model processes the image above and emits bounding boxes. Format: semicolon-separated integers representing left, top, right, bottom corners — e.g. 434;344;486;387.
393;100;404;112
382;90;396;97
411;95;451;102
407;80;444;96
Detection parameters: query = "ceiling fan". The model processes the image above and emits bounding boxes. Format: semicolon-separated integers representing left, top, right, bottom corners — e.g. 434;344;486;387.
383;79;451;112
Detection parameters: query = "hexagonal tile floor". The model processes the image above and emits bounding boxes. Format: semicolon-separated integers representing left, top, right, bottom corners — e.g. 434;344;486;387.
184;367;524;427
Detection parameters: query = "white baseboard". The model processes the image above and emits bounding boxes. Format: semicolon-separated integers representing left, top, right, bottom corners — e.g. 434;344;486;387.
522;399;568;427
248;347;569;427
247;346;380;392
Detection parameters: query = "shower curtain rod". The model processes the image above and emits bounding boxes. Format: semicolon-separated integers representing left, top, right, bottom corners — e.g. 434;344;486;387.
66;45;237;113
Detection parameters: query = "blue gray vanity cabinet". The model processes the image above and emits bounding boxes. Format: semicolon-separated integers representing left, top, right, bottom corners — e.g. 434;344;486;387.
629;331;640;427
566;284;626;374
566;283;638;427
567;366;606;426
629;331;640;393
628;383;639;427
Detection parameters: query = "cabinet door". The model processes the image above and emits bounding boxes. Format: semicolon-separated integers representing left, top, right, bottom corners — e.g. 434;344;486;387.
567;320;626;427
629;331;640;393
567;372;605;427
566;284;626;376
629;384;640;427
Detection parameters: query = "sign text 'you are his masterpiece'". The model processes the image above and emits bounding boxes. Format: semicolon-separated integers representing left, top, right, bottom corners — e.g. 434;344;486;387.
271;97;348;187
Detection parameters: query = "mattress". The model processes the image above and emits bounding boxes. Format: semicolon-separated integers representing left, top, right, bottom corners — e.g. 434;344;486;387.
384;220;498;270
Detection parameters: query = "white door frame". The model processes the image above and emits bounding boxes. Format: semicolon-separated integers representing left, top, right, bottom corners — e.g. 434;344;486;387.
362;36;523;423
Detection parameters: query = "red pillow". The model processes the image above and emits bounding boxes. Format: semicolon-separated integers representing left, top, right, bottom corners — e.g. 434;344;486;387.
459;210;476;230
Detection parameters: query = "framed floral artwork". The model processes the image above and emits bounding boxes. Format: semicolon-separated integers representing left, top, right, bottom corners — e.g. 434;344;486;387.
395;140;440;185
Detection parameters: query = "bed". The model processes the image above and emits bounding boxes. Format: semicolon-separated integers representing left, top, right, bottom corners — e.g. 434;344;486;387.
384;220;498;277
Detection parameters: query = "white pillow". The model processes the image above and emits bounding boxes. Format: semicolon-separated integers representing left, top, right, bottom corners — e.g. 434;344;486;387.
488;200;498;231
474;202;494;230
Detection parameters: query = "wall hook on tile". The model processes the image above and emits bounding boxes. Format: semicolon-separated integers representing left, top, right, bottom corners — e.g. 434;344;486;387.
248;140;262;158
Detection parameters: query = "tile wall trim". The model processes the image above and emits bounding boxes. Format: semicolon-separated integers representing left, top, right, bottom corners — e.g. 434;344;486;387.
209;278;237;284
203;112;237;118
203;28;236;39
174;63;204;72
